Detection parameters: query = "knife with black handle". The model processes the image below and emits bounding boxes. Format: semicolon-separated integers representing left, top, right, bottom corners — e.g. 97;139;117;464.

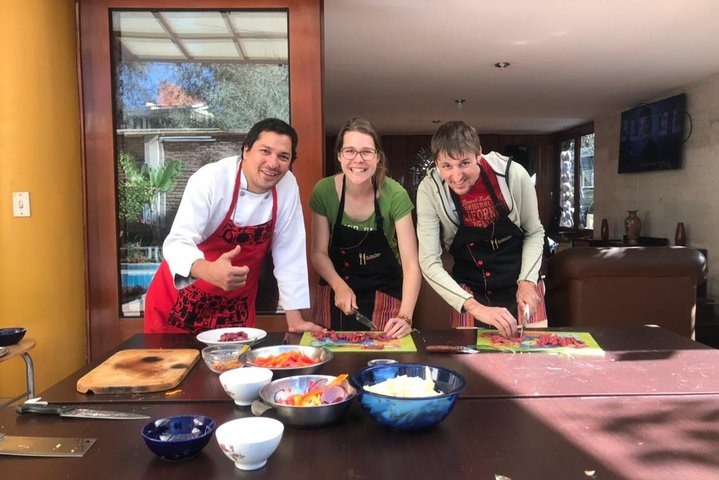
426;345;481;354
16;403;149;420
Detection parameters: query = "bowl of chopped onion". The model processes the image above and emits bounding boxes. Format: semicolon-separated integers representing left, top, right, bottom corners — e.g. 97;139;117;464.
349;363;466;431
239;345;333;379
254;374;356;427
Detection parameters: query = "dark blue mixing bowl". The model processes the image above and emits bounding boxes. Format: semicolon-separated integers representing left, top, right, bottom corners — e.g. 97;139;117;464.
349;363;466;431
0;328;26;346
141;415;216;461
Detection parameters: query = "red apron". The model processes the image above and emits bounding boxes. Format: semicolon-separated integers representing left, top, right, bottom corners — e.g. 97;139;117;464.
144;162;277;333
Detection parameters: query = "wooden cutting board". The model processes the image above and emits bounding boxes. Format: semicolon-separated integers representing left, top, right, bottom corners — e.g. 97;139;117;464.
76;349;200;394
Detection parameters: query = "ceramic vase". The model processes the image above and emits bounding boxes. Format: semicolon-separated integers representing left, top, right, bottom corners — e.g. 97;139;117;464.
675;222;686;246
600;218;609;241
624;210;641;245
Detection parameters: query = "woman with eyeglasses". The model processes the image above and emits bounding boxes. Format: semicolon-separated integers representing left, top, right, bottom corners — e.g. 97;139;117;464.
309;118;420;338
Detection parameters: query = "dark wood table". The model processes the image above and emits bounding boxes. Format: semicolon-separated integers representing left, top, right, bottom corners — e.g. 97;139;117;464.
40;326;719;404
5;326;719;479
2;394;719;479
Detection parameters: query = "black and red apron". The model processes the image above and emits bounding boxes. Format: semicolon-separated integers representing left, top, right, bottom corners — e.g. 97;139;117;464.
312;177;402;331
448;164;524;327
144;162;277;334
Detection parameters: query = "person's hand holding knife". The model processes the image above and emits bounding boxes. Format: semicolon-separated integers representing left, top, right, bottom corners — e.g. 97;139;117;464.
516;280;541;319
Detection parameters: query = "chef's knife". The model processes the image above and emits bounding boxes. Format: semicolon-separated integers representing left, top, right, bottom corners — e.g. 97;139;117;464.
519;304;530;337
354;310;378;330
16;403;150;420
426;345;482;354
0;433;96;457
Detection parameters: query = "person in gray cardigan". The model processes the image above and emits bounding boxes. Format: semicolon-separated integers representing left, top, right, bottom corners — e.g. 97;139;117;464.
416;121;545;337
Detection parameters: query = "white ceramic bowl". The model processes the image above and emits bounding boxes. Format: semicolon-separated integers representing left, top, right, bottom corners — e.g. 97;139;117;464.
196;327;267;347
219;367;273;406
216;417;284;470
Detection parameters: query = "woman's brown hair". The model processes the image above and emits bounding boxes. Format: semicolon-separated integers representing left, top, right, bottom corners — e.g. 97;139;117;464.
334;117;388;190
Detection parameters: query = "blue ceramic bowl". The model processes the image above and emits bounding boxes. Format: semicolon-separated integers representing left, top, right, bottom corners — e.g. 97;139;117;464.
0;328;26;346
141;415;216;461
349;363;466;431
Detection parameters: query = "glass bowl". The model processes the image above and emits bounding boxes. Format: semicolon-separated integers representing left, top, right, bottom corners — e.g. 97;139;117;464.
349;363;465;431
201;344;248;373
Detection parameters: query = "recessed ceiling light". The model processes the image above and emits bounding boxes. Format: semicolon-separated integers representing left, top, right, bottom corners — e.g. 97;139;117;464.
494;62;511;69
455;99;466;110
432;120;441;124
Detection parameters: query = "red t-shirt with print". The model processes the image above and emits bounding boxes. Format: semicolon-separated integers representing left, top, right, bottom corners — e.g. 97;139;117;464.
458;157;507;228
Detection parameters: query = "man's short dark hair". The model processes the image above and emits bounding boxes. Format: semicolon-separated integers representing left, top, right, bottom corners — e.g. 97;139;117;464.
243;118;299;163
430;121;482;161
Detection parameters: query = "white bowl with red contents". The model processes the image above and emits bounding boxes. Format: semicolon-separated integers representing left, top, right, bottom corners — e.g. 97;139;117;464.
196;327;266;347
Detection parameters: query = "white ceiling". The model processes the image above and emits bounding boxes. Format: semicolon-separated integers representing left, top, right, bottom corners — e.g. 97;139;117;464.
323;0;719;135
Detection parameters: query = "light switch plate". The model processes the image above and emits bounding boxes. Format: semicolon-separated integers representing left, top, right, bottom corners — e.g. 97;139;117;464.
12;192;30;217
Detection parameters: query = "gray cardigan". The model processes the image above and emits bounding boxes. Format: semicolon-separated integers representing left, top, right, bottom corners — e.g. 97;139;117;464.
415;151;545;313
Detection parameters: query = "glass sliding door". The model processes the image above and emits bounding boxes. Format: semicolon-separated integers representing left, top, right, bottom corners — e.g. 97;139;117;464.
79;0;323;359
111;10;290;317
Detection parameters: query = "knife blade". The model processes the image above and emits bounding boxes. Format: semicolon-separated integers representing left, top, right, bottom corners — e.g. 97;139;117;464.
354;310;378;330
426;345;482;354
519;304;530;337
16;403;150;420
0;433;96;457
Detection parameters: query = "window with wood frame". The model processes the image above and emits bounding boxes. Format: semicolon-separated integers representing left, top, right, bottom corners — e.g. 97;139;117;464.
79;0;323;359
558;123;594;232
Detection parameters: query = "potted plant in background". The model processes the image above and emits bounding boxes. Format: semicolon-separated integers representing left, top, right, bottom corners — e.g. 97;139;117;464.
118;152;182;306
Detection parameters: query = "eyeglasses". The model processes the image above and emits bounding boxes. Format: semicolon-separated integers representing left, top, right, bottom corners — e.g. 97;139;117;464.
340;148;377;161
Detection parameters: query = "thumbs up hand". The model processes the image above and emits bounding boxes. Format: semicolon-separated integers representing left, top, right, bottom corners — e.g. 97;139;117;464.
190;246;250;291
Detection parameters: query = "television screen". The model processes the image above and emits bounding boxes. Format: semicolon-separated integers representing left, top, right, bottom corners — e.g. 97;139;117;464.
618;93;686;173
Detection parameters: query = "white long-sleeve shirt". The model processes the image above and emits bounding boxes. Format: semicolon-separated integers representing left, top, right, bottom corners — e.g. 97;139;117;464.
163;155;310;310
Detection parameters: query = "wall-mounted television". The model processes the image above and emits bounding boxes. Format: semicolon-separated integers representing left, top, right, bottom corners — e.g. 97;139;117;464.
618;93;686;173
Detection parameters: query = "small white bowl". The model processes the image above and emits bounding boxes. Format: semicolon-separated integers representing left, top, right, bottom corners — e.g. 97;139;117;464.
219;367;273;406
216;417;284;470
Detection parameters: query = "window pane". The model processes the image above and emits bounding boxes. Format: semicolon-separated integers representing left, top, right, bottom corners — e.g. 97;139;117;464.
578;133;595;229
112;10;289;318
559;139;575;228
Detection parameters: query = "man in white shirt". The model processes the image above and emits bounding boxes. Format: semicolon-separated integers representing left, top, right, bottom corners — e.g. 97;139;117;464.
144;118;322;334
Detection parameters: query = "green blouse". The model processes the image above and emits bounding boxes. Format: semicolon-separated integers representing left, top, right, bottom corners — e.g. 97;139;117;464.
309;175;414;260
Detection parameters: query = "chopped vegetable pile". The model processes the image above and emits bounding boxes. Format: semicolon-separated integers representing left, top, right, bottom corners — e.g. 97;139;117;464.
251;351;320;368
211;360;243;372
219;331;249;342
312;330;392;343
481;332;587;348
364;375;441;398
275;374;351;406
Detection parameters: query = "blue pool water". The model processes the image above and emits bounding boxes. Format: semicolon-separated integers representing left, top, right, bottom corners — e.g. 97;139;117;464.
121;263;161;290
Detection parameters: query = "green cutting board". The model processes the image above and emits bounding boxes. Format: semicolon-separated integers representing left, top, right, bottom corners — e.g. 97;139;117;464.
300;331;417;353
475;329;604;356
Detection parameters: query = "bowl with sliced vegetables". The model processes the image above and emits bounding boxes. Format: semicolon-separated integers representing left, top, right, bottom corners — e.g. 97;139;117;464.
254;374;356;427
239;345;332;379
349;363;465;431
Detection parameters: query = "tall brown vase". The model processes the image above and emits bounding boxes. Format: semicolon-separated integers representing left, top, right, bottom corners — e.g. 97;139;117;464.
675;222;686;246
624;210;642;245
